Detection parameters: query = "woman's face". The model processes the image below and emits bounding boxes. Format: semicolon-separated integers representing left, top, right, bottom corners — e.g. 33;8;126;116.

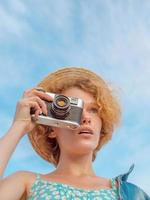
50;87;102;157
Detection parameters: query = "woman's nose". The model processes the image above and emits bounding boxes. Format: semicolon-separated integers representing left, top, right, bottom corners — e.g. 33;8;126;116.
81;112;91;125
81;117;91;124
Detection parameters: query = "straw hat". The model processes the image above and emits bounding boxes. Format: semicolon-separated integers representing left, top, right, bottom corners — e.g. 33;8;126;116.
28;67;114;165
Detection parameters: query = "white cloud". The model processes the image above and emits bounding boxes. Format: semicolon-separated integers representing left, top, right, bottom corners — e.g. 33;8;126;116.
9;0;27;15
0;3;31;39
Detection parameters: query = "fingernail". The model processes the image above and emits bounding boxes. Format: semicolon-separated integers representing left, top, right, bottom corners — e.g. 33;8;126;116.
40;111;42;114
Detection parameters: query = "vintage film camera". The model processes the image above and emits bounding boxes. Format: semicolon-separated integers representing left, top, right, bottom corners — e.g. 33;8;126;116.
31;92;84;130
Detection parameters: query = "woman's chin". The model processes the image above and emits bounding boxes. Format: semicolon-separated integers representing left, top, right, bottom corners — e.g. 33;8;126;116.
70;144;96;155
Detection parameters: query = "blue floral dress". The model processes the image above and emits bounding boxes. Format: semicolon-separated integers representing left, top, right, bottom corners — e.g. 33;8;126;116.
27;173;118;200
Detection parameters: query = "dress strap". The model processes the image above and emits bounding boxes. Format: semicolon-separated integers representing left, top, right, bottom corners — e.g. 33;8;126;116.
111;178;117;189
35;173;41;181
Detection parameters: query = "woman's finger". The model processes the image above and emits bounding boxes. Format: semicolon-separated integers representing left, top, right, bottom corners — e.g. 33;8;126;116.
27;96;48;115
23;88;53;102
14;100;42;122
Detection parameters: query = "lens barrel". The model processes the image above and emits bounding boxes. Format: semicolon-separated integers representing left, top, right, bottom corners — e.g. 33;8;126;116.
51;95;70;119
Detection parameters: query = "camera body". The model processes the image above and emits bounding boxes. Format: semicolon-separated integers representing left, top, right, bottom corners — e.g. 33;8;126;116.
31;92;84;129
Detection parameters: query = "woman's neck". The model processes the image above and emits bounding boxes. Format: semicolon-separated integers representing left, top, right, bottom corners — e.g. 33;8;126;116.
53;152;96;177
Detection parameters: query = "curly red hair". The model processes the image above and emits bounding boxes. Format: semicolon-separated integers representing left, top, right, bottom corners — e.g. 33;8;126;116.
28;67;122;167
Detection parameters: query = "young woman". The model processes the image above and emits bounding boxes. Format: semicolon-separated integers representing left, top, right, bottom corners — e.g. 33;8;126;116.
0;67;149;200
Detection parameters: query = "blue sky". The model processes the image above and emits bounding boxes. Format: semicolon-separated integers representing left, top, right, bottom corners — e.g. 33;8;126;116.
0;0;150;194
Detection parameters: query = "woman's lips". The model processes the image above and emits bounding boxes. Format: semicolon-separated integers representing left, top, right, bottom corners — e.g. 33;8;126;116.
79;131;93;135
77;127;94;135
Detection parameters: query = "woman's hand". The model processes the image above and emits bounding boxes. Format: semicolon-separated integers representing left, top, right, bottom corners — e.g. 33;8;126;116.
12;87;52;135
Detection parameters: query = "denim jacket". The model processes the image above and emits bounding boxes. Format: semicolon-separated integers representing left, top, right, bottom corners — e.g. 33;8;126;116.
114;164;150;200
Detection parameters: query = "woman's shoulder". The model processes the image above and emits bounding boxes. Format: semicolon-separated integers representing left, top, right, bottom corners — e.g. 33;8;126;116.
14;170;37;183
2;170;36;186
14;170;38;197
0;171;37;200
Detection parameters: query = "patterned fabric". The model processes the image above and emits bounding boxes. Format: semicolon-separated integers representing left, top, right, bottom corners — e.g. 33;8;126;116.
27;173;119;200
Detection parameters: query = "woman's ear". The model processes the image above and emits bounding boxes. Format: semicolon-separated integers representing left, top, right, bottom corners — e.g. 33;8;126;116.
48;129;56;138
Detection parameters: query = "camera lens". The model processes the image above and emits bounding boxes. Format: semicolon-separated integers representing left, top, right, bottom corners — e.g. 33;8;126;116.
51;95;70;119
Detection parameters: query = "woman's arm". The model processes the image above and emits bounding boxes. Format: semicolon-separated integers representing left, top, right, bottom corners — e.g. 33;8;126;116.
0;122;26;179
0;171;28;200
0;123;29;200
0;87;51;199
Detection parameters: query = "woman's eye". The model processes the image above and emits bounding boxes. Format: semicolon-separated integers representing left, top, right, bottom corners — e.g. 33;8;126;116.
89;107;99;113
